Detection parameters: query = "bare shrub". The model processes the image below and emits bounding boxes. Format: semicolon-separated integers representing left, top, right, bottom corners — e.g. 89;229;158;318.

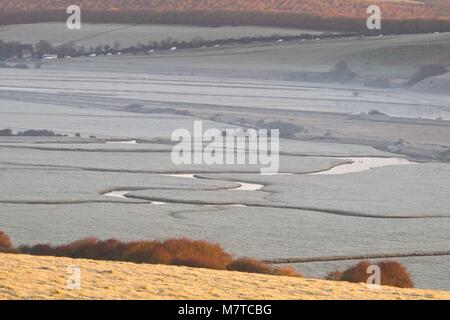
272;266;302;277
163;238;233;270
0;231;12;249
376;260;414;288
122;240;171;264
339;260;372;283
228;258;273;274
14;236;301;278
19;244;52;255
228;258;302;277
325;270;343;281
328;260;414;288
17;237;231;270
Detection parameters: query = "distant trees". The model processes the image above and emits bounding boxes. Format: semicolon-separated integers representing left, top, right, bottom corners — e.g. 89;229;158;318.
0;22;448;63
55;41;77;57
35;40;53;55
17;129;58;137
1;39;95;60
0;129;14;136
0;128;60;137
0;40;31;59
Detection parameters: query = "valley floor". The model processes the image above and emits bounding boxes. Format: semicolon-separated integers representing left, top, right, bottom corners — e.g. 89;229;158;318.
1;28;450;293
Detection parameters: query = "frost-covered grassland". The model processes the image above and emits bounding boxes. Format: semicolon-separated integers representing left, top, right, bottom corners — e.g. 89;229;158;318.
0;23;325;47
1;28;450;290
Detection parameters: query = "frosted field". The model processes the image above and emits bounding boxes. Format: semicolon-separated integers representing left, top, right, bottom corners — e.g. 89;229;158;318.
1;139;449;289
0;100;236;139
1;200;449;290
34;31;450;80
0;151;345;174
0;139;396;156
1;68;450;157
2;69;450;120
1;29;450;290
0;23;324;47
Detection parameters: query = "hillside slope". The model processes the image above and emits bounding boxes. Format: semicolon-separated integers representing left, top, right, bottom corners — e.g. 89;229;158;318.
0;0;448;33
1;253;449;300
0;0;448;20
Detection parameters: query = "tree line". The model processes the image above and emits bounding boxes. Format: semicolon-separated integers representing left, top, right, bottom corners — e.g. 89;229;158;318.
1;31;360;61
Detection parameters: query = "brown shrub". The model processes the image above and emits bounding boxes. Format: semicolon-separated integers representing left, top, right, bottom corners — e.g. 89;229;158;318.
16;237;232;270
228;258;302;277
19;244;53;255
377;260;414;288
53;237;100;259
146;243;173;265
0;231;12;249
122;240;171;264
227;258;273;275
94;239;122;260
329;260;414;288
272;266;302;277
340;260;372;283
163;238;233;270
13;236;301;278
325;270;343;281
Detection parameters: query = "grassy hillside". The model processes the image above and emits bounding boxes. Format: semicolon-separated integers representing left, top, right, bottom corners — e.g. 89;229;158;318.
0;0;448;33
1;253;449;299
0;0;448;20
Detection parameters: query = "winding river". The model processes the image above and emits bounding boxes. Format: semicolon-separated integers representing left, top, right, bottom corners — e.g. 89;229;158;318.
312;157;414;175
102;157;414;204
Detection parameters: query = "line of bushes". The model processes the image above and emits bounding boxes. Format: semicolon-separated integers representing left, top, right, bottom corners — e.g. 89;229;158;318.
0;231;301;278
0;128;62;137
0;230;415;287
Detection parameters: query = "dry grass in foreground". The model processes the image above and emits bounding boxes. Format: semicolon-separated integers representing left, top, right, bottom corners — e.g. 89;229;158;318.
1;253;449;300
